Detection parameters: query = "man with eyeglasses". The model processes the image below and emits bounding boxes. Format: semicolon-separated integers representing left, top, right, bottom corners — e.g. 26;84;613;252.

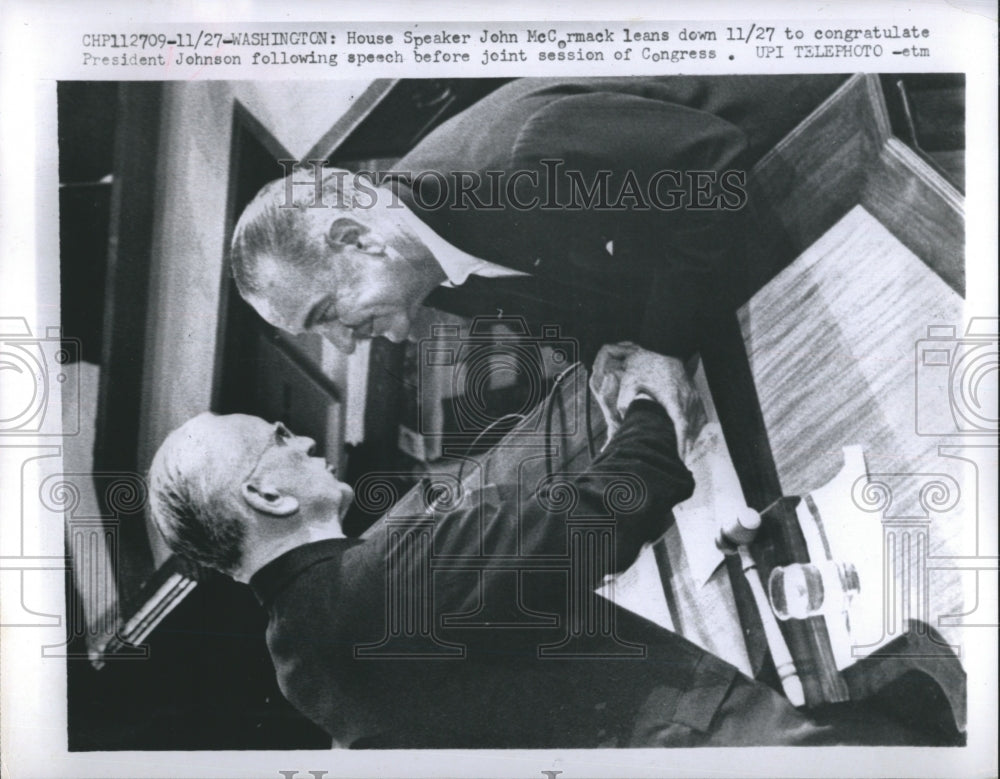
147;344;947;748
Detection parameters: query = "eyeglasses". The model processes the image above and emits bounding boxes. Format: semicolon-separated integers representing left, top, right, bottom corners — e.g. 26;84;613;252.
244;421;295;480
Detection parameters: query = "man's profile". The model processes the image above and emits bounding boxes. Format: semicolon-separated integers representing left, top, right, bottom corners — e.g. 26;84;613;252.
147;346;940;748
230;170;448;355
229;76;849;360
149;413;355;582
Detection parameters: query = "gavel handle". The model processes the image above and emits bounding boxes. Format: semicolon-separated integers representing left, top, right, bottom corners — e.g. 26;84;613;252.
738;545;806;707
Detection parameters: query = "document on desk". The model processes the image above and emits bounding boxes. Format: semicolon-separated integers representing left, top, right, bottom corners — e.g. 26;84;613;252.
598;420;753;677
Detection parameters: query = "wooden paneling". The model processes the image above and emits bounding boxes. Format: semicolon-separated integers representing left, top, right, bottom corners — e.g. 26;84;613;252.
93;83;162;597
862;138;964;296
703;75;897;516
705;73;968;680
740;206;963;500
743;73;963;301
209;102;293;417
737;206;967;650
743;75;891;297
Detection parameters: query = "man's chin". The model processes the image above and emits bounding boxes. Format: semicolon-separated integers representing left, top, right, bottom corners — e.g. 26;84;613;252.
381;330;411;345
338;485;355;517
325;335;357;355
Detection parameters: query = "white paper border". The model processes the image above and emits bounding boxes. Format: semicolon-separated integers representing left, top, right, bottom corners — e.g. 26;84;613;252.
2;2;996;778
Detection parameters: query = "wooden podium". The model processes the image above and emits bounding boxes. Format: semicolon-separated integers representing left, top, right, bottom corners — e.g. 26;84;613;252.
700;75;970;730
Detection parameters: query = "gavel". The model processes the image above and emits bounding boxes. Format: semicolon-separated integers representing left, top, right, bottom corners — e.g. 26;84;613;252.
716;506;806;707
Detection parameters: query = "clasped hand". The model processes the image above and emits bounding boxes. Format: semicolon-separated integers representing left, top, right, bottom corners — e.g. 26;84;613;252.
590;342;708;462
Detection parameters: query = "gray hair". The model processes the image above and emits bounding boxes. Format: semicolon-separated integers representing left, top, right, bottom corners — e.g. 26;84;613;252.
229;165;370;298
147;413;248;575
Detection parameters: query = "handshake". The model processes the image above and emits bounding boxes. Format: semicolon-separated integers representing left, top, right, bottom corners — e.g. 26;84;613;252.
590;342;708;462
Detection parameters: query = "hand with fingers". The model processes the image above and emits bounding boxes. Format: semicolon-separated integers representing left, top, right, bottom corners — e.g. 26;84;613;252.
589;342;642;447
591;342;707;463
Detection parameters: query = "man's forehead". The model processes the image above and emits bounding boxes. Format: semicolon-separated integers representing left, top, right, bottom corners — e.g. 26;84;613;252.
168;413;271;479
185;412;269;442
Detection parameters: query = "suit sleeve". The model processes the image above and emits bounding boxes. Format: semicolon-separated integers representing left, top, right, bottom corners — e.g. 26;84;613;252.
336;398;693;634
511;92;751;356
429;398;694;600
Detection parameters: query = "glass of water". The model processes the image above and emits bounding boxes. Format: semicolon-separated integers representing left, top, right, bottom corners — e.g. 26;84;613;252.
768;561;860;621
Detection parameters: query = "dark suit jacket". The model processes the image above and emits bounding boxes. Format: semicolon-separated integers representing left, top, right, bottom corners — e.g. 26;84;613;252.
251;395;963;748
391;76;848;359
251;399;750;747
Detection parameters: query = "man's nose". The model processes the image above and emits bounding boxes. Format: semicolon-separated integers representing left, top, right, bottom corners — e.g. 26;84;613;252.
293;436;317;454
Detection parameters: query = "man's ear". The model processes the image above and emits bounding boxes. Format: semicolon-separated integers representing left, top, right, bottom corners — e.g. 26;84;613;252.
327;217;369;250
240;479;300;517
328;216;388;257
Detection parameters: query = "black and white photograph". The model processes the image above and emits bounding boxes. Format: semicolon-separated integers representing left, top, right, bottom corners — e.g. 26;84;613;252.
1;3;996;778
